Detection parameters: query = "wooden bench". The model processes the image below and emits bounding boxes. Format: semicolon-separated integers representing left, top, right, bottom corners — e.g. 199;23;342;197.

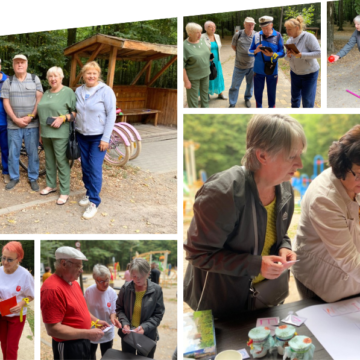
117;109;161;126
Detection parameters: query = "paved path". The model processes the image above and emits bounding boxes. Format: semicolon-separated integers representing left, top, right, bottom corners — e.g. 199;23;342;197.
183;36;292;108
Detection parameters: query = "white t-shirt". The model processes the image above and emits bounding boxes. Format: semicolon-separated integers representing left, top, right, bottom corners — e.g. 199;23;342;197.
83;84;100;100
84;284;117;343
0;265;34;317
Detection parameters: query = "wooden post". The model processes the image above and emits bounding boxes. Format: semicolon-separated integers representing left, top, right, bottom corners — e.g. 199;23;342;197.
69;56;77;88
130;60;152;85
145;60;152;85
107;46;117;88
148;56;177;87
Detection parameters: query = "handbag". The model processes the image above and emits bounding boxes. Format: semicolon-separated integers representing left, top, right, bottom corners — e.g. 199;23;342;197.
123;331;156;357
248;192;290;311
209;53;217;80
260;35;277;76
66;120;81;160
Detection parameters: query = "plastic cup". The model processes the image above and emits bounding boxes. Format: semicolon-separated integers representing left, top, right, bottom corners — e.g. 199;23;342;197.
215;350;243;360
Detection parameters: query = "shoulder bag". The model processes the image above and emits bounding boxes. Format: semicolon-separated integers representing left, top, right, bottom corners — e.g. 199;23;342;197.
66;119;81;160
123;331;156;357
260;34;277;75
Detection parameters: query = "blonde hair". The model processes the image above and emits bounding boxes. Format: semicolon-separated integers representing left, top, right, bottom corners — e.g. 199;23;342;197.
47;66;64;80
242;114;307;171
285;15;306;31
80;61;102;79
185;22;202;36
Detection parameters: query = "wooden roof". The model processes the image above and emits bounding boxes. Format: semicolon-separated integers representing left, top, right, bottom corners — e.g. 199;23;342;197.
64;34;177;62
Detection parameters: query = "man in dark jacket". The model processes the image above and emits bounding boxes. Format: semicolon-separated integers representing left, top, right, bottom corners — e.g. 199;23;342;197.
150;263;161;284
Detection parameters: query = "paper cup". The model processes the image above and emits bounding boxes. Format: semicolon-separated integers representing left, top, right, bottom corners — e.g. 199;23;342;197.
215;350;243;360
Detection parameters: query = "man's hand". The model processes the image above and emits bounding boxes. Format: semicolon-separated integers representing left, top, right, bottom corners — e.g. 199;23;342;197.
134;326;144;335
260;255;286;279
87;329;104;342
254;44;263;55
14;117;29;128
279;248;296;262
262;49;274;57
97;319;110;329
122;324;131;334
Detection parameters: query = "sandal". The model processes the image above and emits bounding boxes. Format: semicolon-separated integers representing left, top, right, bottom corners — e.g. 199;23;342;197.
40;187;57;195
56;196;69;205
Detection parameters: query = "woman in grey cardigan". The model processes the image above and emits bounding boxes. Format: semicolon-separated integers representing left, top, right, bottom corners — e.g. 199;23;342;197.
285;16;321;108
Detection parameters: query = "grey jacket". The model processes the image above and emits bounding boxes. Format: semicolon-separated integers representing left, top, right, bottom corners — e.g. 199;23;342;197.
337;29;360;58
116;279;165;341
183;166;294;319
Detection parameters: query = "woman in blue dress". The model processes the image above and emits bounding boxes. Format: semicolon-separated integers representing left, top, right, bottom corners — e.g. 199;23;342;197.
201;21;227;100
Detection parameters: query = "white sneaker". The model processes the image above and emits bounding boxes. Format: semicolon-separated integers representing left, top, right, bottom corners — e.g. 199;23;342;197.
79;195;90;207
82;203;97;220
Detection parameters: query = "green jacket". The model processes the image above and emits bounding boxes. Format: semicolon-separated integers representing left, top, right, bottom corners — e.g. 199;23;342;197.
183;166;294;319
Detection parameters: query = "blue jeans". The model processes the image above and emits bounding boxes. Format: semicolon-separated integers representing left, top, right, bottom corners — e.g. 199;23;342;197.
0;125;9;175
254;73;278;108
290;70;319;108
8;127;39;181
228;67;254;106
77;132;106;207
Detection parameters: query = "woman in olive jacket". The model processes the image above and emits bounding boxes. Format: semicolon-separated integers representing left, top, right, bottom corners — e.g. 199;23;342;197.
184;114;306;319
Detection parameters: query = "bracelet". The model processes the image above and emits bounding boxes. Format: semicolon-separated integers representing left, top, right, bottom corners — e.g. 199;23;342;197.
27;113;35;118
62;115;67;123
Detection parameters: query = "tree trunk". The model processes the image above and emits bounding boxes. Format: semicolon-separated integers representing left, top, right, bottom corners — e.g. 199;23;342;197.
338;0;344;31
327;2;335;52
64;28;77;86
279;7;284;34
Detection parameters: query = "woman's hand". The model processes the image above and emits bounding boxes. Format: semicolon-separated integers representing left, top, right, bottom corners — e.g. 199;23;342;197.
39;136;42;145
134;326;144;335
50;116;64;129
99;141;109;152
110;313;122;329
293;52;302;58
279;248;297;262
260;255;286;280
330;54;340;62
9;300;26;313
286;50;293;58
122;324;131;334
185;80;192;90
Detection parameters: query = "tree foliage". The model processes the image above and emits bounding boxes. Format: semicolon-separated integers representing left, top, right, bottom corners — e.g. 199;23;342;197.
0;240;34;275
284;5;315;26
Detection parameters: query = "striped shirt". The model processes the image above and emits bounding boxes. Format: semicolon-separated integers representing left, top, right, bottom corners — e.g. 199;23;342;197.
0;73;43;129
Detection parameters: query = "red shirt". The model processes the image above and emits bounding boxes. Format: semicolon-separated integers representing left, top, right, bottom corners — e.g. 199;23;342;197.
41;274;91;342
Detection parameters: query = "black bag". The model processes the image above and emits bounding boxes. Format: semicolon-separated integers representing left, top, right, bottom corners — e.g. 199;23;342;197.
66;121;81;160
247;191;290;311
209;61;217;80
123;331;156;357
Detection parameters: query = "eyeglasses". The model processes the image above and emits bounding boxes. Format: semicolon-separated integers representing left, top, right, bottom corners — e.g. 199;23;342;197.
66;260;83;270
349;168;360;181
95;279;110;284
1;256;18;263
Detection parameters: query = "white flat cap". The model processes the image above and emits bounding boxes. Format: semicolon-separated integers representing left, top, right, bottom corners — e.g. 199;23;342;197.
13;54;28;61
55;246;88;261
259;16;273;27
244;17;256;24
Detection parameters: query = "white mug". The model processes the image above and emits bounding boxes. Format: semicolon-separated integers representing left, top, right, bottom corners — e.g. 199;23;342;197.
214;350;243;360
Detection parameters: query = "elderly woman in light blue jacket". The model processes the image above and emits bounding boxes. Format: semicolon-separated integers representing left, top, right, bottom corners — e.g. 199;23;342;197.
75;61;116;220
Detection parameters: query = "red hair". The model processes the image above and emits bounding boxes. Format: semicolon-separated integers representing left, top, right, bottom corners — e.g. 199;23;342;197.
2;241;24;262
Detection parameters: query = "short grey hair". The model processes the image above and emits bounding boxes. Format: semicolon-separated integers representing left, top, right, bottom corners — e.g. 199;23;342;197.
54;258;70;270
129;258;150;277
242;114;307;171
204;21;216;30
185;22;202;36
354;15;360;24
47;66;64;80
92;264;110;279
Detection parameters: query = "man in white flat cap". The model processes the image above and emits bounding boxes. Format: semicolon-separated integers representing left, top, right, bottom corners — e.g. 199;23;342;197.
41;246;110;359
248;16;285;108
229;17;256;108
0;54;43;191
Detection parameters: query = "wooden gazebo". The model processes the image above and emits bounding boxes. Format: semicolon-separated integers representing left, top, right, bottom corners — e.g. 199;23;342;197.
64;34;177;126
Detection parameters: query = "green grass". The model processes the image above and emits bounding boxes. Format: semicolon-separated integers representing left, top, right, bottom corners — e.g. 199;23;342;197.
27;308;35;336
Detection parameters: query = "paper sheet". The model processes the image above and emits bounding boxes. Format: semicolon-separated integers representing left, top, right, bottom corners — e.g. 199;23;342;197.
297;296;360;360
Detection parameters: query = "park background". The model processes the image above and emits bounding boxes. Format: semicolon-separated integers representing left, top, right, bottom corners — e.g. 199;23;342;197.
183;3;322;108
40;240;177;360
0;240;34;360
327;0;360;107
183;114;360;314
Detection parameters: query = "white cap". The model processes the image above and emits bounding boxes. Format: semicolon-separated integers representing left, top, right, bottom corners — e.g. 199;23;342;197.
259;16;273;27
55;246;88;261
244;17;256;24
13;54;27;61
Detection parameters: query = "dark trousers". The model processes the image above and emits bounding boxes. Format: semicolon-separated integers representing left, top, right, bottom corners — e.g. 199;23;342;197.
90;340;113;360
52;338;91;360
121;339;156;359
254;73;278;108
77;133;106;207
290;70;319;108
0;125;9;175
294;277;321;300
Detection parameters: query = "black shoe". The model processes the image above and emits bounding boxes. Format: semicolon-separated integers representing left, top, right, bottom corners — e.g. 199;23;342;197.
245;100;251;108
229;104;235;108
30;180;39;192
5;179;19;190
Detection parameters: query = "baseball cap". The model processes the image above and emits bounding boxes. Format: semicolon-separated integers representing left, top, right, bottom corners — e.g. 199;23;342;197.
13;54;28;61
259;16;274;27
55;246;88;261
244;17;256;24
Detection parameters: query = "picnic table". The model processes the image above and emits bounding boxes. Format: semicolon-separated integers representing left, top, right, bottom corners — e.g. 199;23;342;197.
117;109;161;126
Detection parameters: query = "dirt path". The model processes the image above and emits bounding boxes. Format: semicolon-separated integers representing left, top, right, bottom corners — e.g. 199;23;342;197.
328;24;360;108
40;274;177;360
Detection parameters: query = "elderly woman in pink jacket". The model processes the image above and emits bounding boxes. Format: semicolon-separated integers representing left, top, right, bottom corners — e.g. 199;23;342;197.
292;125;360;302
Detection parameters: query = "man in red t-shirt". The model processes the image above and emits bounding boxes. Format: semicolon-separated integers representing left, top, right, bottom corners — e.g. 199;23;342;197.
41;246;109;359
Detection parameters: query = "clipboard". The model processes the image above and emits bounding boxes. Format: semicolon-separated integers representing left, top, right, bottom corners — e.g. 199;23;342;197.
0;296;17;316
284;43;300;54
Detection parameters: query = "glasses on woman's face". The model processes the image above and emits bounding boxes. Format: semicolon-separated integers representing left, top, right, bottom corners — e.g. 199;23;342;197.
95;279;110;284
1;256;18;263
349;168;360;181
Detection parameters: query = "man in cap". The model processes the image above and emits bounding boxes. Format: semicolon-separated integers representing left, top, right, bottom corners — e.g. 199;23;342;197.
228;17;256;108
248;16;285;108
0;54;43;191
0;59;10;184
41;246;111;359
